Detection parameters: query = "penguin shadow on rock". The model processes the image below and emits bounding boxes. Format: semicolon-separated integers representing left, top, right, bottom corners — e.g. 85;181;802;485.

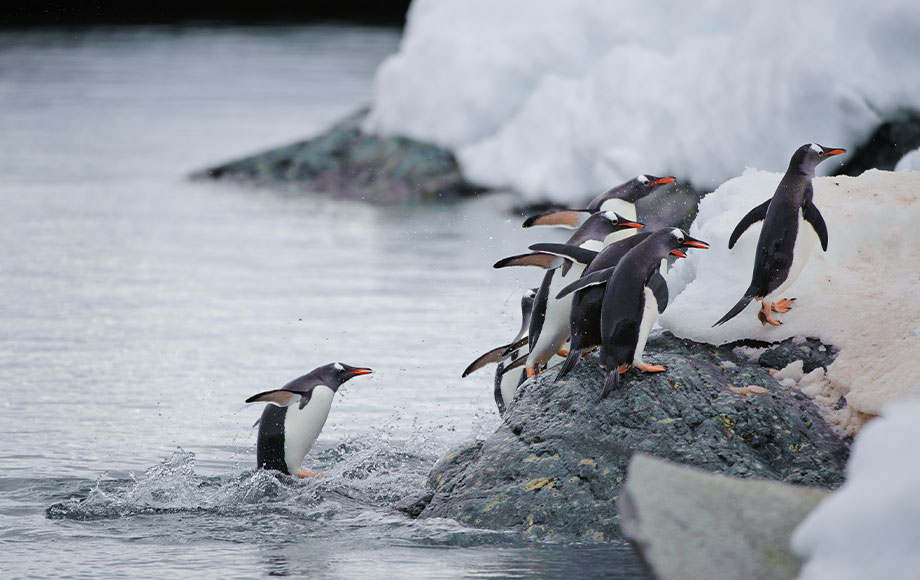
715;143;845;327
245;362;372;479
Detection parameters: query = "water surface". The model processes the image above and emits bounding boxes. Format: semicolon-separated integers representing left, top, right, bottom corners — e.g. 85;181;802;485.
0;25;642;578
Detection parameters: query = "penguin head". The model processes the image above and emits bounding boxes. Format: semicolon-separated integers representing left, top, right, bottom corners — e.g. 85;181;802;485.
790;143;846;175
571;211;644;245
589;174;677;207
521;288;538;314
663;227;710;259
321;362;373;391
600;210;645;231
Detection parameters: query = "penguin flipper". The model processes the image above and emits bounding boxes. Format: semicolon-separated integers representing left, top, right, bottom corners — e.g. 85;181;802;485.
554;349;582;382
245;389;305;407
493;252;558;269
523;209;591;228
728;199;771;249
502;352;528;374
493;362;508;415
648;272;670;314
528;243;599;266
802;200;829;251
463;344;512;377
556;267;616;300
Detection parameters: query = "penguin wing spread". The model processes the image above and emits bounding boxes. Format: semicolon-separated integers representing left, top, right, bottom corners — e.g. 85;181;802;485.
462;344;512;377
493;252;559;269
245;389;308;407
802;200;829;251
648;272;669;314
528;243;599;266
728;199;771;249
556;267;616;300
523;209;591;228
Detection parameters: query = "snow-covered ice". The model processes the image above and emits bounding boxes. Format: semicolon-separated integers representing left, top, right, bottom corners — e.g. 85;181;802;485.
895;147;920;172
660;168;920;432
791;398;920;580
367;0;920;202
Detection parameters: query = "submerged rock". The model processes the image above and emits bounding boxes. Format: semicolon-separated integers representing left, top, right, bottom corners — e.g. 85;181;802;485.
192;108;488;203
404;332;849;541
617;454;827;580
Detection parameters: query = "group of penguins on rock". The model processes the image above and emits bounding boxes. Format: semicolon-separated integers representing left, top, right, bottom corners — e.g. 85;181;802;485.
243;142;845;478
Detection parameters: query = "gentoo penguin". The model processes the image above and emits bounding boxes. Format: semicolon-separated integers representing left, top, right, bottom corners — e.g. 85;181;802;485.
592;229;708;402
523;175;676;229
714;143;845;327
534;232;654;381
516;212;644;377
462;289;535;414
246;362;372;477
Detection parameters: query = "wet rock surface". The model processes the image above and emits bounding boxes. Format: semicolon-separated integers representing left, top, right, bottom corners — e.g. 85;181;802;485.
193;108;488;203
404;332;849;541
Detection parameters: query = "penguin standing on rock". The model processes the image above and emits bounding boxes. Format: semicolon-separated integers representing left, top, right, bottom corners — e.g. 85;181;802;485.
523;175;676;229
594;228;708;402
714;143;845;327
495;211;644;378
246;362;372;477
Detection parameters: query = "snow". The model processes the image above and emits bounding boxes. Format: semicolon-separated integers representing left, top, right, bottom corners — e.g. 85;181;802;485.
791;398;920;580
367;0;920;202
895;147;920;171
659;169;920;432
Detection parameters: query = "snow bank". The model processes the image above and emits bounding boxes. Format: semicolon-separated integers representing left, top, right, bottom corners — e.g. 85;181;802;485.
367;0;920;202
660;169;920;430
895;147;920;171
791;398;920;580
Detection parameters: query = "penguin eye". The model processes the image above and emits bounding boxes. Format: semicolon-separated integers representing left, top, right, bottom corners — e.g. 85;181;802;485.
678;236;684;243
817;151;825;156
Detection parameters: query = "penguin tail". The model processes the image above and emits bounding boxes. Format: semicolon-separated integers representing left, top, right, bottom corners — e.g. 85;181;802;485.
713;291;755;327
596;369;620;403
554;349;582;383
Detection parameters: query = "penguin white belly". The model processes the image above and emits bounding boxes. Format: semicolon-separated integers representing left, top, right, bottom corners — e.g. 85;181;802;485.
283;385;335;474
632;287;659;366
528;263;585;367
499;366;524;411
598;199;637;222
768;210;818;301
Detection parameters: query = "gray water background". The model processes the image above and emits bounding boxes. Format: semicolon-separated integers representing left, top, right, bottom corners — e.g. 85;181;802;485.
0;25;642;578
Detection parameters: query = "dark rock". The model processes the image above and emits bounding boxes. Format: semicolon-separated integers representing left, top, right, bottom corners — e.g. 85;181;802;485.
192;108;489;203
617;454;828;580
837;111;920;176
413;332;849;541
757;337;838;373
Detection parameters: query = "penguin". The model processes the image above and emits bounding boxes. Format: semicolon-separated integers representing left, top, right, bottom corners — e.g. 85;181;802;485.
533;232;654;381
523;175;676;229
462;289;536;414
714;143;845;327
246;362;372;477
590;228;709;402
517;212;645;377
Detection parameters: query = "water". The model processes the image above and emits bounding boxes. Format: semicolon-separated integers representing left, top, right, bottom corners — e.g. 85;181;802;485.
0;25;643;578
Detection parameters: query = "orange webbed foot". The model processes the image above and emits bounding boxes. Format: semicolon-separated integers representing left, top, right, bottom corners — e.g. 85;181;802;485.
619;364;629;375
758;303;782;326
634;362;666;373
297;470;324;478
557;348;570;357
772;298;795;313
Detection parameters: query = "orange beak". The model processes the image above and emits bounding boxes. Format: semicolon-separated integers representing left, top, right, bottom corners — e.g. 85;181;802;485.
682;240;709;249
670;249;687;258
825;149;846;156
651;177;676;186
348;368;373;375
622;221;644;229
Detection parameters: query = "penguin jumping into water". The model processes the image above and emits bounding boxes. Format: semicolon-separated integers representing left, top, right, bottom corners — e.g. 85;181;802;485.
714;143;845;327
495;211;644;378
246;362;372;477
462;289;536;414
587;229;708;402
523;175;676;229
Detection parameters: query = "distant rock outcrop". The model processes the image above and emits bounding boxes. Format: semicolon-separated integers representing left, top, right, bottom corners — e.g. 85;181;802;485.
399;332;849;541
193;108;488;203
